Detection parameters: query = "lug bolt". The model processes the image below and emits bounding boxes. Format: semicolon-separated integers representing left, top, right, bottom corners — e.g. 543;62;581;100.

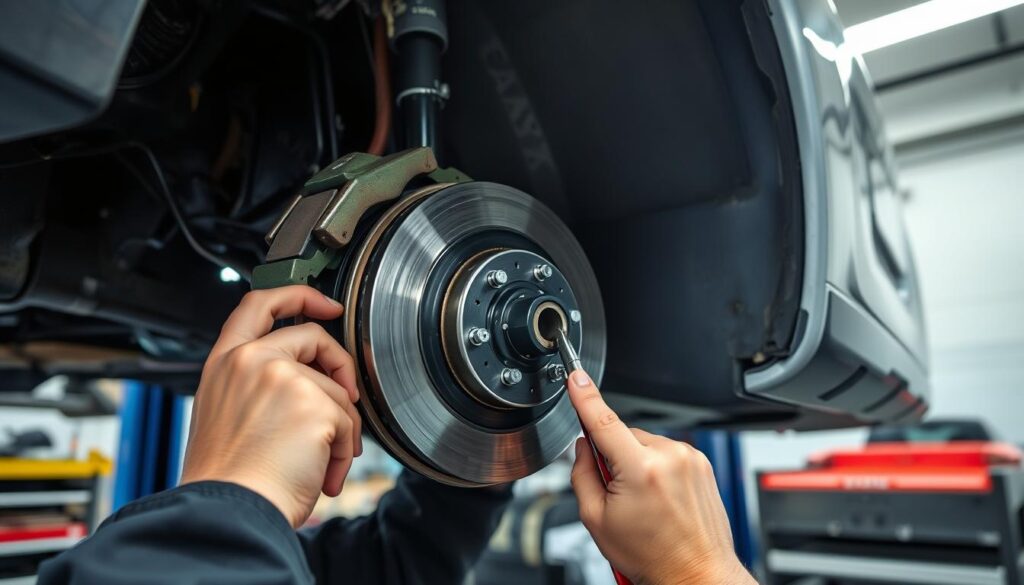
546;364;567;382
467;328;490;346
570;309;582;323
500;368;523;386
486;269;509;288
533;264;553;281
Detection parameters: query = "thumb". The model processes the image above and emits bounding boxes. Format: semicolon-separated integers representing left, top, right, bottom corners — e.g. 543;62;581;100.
571;437;606;524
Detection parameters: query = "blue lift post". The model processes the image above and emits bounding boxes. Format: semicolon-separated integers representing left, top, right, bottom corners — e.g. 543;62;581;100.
112;382;189;511
689;430;758;569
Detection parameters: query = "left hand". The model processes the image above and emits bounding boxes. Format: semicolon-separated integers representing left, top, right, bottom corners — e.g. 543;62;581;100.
180;286;363;528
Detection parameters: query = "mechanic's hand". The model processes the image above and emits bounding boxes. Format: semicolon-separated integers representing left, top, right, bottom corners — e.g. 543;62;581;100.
180;286;363;528
567;370;755;585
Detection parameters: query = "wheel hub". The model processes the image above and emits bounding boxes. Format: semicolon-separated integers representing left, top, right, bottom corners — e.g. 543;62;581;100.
441;249;582;410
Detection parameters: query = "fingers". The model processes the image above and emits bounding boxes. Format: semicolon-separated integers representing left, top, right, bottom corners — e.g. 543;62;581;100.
567;369;639;464
322;456;354;497
318;399;356;496
291;361;363;457
631;428;659;446
570;437;607;528
327;402;355;462
211;286;344;361
259;322;359;404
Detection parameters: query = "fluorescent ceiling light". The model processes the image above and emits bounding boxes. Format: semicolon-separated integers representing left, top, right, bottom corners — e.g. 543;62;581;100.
845;0;1024;54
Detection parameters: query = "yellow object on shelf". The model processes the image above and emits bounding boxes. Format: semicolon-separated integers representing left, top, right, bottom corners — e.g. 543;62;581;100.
0;450;113;480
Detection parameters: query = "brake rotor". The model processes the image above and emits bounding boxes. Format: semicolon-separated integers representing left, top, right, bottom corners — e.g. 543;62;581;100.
337;181;606;487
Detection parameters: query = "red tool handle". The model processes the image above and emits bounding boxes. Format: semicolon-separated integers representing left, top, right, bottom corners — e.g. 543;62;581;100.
580;421;634;585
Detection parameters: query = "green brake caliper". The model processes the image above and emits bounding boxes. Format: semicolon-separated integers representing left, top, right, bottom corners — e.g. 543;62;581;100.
251;147;469;289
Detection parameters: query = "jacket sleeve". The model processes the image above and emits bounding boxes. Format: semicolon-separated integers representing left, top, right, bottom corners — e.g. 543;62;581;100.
38;481;313;585
298;470;512;585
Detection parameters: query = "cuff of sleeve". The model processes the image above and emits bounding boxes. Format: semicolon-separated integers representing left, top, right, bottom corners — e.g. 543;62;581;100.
109;481;304;564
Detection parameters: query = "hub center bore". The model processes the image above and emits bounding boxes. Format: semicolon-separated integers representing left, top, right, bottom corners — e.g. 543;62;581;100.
534;302;568;349
441;249;583;410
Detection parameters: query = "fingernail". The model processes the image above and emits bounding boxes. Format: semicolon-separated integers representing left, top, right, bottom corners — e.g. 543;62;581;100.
323;294;343;308
572;370;591;387
575;438;584;457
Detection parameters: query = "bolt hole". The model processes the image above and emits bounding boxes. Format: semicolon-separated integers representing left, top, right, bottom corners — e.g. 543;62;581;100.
515;262;520;269
559;288;565;294
484;361;489;367
475;299;480;305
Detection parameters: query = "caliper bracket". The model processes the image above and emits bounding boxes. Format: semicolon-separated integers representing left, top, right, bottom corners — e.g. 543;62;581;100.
252;147;469;289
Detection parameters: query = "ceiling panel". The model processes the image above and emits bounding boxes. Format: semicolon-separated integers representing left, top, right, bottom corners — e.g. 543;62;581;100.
833;0;925;27
863;17;1001;84
998;6;1024;44
876;51;1024;144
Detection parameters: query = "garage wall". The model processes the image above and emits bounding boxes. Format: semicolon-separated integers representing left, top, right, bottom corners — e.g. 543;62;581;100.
898;128;1024;443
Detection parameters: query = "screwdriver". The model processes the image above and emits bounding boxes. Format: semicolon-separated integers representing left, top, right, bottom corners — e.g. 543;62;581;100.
554;328;634;585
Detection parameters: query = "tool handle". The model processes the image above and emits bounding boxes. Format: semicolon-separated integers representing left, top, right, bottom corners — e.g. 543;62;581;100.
579;421;634;585
582;427;614;486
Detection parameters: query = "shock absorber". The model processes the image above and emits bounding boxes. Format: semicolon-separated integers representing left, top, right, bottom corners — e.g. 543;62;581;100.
387;0;448;153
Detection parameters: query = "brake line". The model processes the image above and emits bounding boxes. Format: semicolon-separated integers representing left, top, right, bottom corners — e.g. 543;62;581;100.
367;16;392;156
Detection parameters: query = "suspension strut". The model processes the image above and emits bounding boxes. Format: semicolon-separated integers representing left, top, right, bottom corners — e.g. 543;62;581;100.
387;0;449;154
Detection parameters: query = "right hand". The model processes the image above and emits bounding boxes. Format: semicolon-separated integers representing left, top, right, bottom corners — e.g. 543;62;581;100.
567;369;755;585
180;286;363;529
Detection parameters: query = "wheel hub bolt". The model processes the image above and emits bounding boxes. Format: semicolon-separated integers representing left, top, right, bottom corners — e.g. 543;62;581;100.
570;309;582;323
500;368;523;386
533;264;554;281
546;363;567;382
486;269;509;288
467;328;490;346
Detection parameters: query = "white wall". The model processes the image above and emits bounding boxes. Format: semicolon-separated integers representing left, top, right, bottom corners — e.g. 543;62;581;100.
898;131;1024;442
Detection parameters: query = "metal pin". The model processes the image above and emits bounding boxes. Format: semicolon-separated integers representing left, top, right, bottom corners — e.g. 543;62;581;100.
467;328;490;346
555;329;582;373
486;270;509;288
533;264;553;281
500;368;523;386
546;363;567;382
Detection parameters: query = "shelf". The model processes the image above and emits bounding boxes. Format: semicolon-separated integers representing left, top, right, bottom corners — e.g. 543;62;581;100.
0;491;90;508
0;523;86;557
0;451;111;481
766;550;1005;585
0;535;84;557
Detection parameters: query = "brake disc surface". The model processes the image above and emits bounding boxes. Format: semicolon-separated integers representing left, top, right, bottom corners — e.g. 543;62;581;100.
339;181;605;486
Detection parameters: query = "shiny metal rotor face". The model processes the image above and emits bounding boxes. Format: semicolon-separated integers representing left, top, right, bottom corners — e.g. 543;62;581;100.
341;181;606;487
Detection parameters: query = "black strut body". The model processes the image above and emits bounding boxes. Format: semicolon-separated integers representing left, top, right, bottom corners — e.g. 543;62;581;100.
390;0;448;154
